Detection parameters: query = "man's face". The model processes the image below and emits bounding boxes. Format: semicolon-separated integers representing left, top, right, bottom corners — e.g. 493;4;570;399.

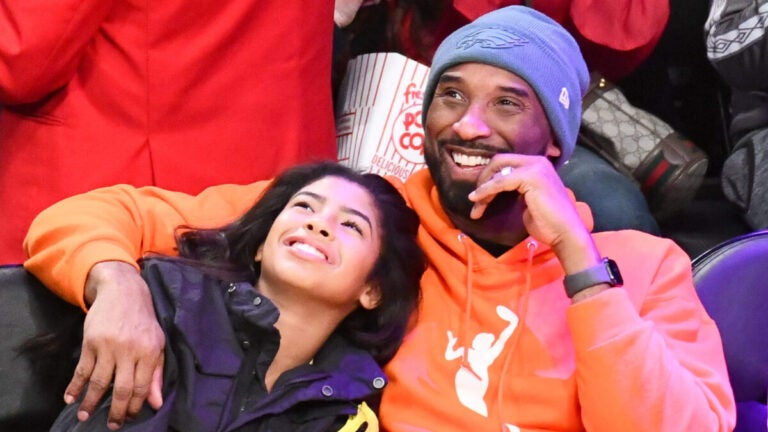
423;62;560;219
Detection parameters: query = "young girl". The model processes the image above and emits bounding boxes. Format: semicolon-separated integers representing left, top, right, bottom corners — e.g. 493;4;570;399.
47;162;425;431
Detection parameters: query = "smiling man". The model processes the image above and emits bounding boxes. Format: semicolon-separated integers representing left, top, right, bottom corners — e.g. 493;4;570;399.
24;6;735;432
375;7;735;430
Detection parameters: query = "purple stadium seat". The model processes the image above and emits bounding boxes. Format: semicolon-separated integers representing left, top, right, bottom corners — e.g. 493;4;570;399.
693;230;768;432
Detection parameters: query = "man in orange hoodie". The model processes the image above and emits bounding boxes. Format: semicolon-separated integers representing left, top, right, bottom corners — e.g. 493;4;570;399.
25;6;735;431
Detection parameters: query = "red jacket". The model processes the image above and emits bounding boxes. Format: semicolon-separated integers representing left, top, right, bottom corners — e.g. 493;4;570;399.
0;0;336;264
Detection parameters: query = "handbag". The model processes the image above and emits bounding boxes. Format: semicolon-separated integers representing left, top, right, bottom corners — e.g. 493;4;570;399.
579;73;709;221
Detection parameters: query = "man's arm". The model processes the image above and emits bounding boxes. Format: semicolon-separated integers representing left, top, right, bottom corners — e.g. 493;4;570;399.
468;155;734;430
569;237;735;431
23;181;269;429
24;182;268;308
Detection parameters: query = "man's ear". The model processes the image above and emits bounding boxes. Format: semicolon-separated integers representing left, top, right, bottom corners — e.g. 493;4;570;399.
254;243;264;263
545;134;562;158
358;283;381;310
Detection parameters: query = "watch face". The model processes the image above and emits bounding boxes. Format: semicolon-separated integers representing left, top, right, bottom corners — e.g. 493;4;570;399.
606;259;624;286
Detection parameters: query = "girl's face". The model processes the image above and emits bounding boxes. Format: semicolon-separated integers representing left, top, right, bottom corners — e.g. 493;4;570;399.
256;176;382;312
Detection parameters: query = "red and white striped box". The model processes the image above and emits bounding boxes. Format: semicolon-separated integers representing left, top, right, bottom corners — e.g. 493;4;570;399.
336;52;430;181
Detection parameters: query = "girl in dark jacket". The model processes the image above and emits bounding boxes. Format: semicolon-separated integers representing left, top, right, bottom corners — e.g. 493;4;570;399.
39;162;425;431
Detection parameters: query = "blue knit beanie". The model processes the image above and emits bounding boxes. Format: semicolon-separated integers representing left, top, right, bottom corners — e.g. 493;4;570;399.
422;6;589;167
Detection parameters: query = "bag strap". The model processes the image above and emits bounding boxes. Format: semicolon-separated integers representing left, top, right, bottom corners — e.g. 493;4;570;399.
582;72;617;112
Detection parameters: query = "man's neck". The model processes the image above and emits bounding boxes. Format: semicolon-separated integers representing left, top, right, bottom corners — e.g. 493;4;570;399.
448;211;529;252
470;235;513;257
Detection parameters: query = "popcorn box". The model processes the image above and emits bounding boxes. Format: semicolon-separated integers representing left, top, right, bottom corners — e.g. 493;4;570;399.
336;52;430;181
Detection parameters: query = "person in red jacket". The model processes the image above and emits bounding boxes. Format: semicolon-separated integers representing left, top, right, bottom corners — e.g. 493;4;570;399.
25;6;735;431
0;1;337;264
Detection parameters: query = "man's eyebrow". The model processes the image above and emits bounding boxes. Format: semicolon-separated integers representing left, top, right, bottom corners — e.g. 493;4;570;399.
436;73;464;85
497;85;531;98
292;190;373;231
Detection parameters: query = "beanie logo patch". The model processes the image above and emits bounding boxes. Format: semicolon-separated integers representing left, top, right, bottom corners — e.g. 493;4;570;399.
558;87;570;110
456;28;529;50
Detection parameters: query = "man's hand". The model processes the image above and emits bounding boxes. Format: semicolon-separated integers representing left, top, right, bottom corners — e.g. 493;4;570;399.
66;261;165;430
468;154;602;275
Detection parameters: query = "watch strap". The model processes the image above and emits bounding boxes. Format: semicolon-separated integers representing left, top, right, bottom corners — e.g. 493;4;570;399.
563;258;623;298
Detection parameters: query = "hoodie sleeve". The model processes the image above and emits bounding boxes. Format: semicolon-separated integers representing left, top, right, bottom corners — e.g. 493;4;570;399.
0;0;116;104
566;238;736;431
23;182;269;309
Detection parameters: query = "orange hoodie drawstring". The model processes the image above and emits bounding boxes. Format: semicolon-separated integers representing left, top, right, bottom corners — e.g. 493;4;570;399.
458;233;482;379
495;238;537;430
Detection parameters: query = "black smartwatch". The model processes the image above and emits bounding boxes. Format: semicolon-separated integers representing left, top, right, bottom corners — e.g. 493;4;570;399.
563;258;623;298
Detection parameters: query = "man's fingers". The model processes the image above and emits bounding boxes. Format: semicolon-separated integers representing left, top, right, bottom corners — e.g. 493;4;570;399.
469;169;520;219
77;358;116;422
470;202;489;220
147;353;165;410
65;351;96;404
105;360;136;430
71;262;166;429
126;353;161;416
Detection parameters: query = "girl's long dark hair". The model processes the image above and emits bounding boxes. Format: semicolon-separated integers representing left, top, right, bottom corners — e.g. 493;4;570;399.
176;162;425;364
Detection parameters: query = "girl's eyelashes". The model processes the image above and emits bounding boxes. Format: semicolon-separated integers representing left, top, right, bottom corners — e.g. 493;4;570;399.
292;200;314;211
341;220;363;235
291;199;365;235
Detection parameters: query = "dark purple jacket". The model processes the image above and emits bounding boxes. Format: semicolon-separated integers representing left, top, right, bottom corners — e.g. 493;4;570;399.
51;258;386;431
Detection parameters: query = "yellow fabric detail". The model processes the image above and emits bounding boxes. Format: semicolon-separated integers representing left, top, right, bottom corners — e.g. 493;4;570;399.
338;401;378;432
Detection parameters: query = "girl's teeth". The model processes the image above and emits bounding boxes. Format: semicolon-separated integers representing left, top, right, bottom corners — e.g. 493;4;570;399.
292;242;326;260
